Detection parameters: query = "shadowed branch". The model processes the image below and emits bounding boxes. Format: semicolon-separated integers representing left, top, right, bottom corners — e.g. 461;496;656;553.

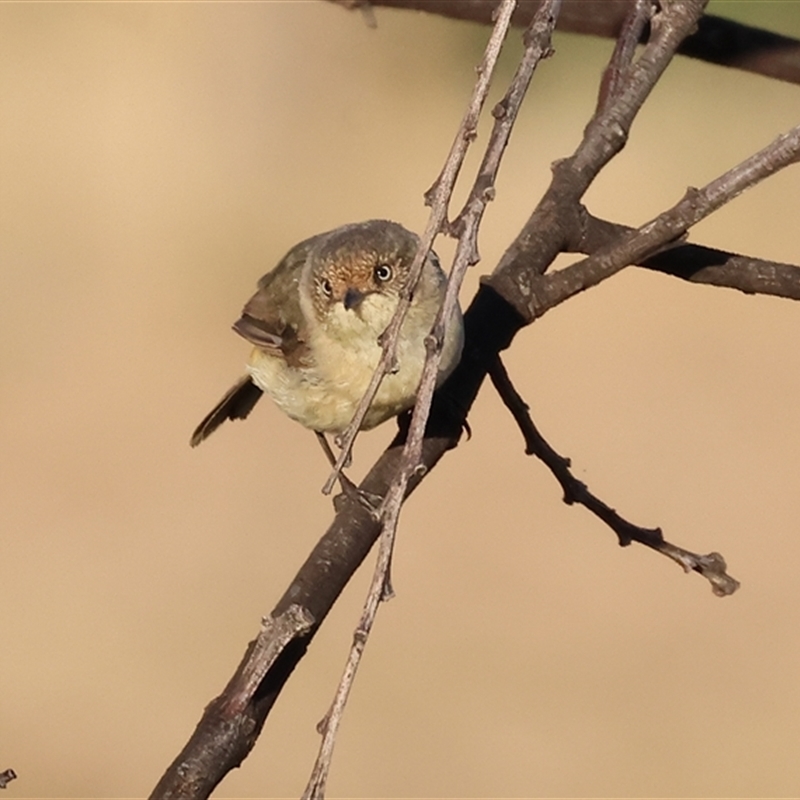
330;0;800;86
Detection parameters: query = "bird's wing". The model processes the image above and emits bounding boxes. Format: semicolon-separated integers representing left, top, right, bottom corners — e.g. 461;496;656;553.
233;235;321;368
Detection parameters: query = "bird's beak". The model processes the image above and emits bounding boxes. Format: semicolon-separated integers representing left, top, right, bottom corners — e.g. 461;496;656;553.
343;287;365;311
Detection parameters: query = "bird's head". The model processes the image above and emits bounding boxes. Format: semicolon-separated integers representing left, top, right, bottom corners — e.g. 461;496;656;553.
304;220;435;342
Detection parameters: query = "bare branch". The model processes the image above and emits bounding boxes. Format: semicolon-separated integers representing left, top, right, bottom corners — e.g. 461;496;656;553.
149;606;314;800
641;247;800;298
487;0;709;289
578;213;800;300
329;0;800;86
152;291;522;800
488;355;740;597
488;123;800;321
595;0;652;114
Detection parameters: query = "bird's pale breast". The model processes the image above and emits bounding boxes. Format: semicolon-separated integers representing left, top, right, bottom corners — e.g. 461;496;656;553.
246;282;461;433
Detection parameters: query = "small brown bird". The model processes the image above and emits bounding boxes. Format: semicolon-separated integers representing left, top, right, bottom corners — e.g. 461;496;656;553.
191;220;463;449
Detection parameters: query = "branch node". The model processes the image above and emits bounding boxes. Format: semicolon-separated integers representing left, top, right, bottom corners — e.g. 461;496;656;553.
492;100;507;119
380;578;396;602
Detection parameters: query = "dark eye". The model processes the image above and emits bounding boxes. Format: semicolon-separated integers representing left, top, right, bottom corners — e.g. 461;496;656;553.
374;263;393;283
320;278;333;297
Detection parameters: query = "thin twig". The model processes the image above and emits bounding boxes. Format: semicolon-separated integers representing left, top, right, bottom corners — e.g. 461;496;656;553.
304;3;561;796
595;0;652;114
321;0;519;495
488;355;740;597
301;482;401;800
306;0;524;793
384;0;563;513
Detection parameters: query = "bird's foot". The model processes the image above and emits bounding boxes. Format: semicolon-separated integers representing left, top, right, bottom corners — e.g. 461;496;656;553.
333;474;384;518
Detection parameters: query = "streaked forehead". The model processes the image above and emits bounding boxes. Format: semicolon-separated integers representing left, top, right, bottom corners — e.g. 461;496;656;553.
314;221;417;278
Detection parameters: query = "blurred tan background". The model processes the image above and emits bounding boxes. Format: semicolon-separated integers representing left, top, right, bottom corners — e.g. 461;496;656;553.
2;2;800;798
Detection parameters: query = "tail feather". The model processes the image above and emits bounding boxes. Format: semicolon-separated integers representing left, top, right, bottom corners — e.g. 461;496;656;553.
190;376;263;447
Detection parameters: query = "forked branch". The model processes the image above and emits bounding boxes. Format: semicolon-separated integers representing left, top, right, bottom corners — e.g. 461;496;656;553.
487;123;800;321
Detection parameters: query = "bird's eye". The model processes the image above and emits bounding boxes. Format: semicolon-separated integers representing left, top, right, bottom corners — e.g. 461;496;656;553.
320;278;333;297
374;263;393;283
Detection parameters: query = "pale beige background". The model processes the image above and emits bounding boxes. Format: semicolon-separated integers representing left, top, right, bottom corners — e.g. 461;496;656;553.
2;2;800;798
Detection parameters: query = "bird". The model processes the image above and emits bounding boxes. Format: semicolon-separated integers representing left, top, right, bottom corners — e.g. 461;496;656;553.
190;219;464;455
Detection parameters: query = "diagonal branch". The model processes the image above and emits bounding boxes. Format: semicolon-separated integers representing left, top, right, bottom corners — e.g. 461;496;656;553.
149;286;529;800
574;212;800;300
487;355;740;597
